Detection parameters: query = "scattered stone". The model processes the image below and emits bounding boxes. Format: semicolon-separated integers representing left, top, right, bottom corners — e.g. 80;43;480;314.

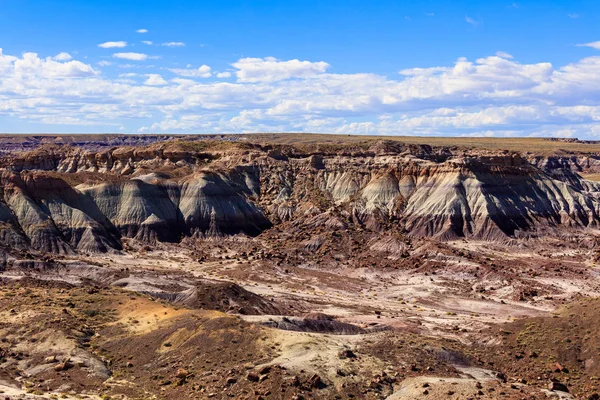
338;349;357;359
309;374;323;389
258;365;271;375
44;355;57;364
548;381;569;393
247;372;259;382
175;368;189;379
226;377;237;385
496;372;507;382
54;359;73;371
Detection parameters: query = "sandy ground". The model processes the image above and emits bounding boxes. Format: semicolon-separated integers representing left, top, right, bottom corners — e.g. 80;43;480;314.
3;232;598;398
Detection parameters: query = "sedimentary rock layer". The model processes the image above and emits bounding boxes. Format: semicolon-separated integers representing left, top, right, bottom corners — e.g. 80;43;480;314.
1;141;600;253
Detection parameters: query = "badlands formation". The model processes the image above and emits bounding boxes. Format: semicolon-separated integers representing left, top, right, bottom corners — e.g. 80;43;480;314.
2;134;600;399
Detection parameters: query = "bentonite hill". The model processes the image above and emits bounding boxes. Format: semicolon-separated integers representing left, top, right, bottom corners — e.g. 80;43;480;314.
3;133;600;399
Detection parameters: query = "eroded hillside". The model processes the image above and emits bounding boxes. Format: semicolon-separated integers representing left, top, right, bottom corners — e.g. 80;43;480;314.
1;138;600;255
2;134;600;399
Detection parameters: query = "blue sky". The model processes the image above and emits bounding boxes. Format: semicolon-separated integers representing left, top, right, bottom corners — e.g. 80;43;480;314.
0;0;600;137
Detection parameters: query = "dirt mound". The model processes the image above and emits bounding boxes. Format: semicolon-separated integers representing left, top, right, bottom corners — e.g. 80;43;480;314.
4;276;76;290
111;275;282;315
180;281;282;315
262;315;367;334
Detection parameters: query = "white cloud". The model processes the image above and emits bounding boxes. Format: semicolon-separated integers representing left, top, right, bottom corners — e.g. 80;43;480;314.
12;52;98;77
216;72;232;78
399;66;445;76
162;42;185;47
112;52;148;61
53;52;72;61
136;29;148;33
496;51;513;59
465;16;479;26
2;48;600;137
144;74;168;86
232;57;330;82
98;41;128;49
576;41;600;50
169;64;212;78
97;60;112;67
142;41;153;45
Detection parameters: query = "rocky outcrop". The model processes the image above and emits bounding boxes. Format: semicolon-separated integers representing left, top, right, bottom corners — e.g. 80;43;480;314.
263;152;600;241
2;141;600;253
0;167;271;254
261;314;368;334
179;171;269;237
400;159;600;240
112;276;281;315
79;179;183;243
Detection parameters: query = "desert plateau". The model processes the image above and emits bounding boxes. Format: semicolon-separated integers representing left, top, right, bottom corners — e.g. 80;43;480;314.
0;134;599;399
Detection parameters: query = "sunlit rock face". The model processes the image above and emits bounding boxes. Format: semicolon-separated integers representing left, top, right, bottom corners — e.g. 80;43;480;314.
1;140;600;253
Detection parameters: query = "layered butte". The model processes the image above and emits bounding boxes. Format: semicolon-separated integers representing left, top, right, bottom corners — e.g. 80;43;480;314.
1;141;600;253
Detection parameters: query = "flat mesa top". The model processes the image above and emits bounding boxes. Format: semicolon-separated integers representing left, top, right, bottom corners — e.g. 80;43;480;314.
0;133;600;154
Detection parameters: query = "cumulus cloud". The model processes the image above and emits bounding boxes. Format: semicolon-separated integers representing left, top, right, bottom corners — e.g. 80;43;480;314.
162;42;185;47
399;66;445;76
112;52;148;61
577;41;600;50
2;48;600;137
136;29;148;33
142;41;153;45
495;51;513;59
232;57;330;82
144;74;168;86
53;52;72;61
169;65;211;78
98;41;127;48
12;52;98;77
